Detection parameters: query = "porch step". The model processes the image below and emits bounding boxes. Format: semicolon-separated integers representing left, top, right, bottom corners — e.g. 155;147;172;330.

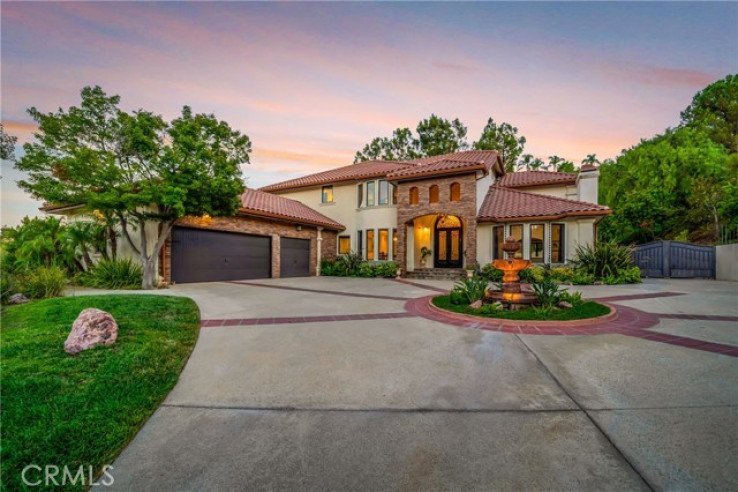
404;268;466;281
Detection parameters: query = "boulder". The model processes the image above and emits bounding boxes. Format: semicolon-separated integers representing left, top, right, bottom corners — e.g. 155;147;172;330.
558;301;573;309
7;293;29;305
469;300;483;309
64;308;118;355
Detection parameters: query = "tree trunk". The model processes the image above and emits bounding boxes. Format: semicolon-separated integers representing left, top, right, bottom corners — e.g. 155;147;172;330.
108;227;117;260
142;257;158;290
82;250;94;270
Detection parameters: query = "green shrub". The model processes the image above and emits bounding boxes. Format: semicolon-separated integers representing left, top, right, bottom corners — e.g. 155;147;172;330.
374;261;398;278
480;264;504;282
449;289;467;305
18;266;67;299
617;266;642;284
478;302;504;314
357;262;375;277
337;253;363;276
1;272;17;303
320;258;339;276
531;276;564;307
451;275;488;305
519;265;545;283
572;242;634;279
571;271;596;285
559;290;583;307
549;266;576;284
80;259;142;289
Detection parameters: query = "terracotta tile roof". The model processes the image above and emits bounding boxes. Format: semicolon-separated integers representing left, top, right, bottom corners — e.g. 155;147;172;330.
477;186;610;222
259;160;411;192
495;170;577;188
239;188;345;230
385;150;503;180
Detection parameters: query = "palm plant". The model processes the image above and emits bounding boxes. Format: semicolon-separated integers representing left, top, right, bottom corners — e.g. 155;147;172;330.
581;154;600;167
571;242;634;278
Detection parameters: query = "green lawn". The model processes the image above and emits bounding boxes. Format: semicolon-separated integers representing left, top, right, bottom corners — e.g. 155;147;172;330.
1;295;200;491
432;295;610;321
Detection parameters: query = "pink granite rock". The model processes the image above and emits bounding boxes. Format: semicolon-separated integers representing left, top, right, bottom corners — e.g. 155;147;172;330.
64;308;118;355
469;300;483;309
558;301;573;309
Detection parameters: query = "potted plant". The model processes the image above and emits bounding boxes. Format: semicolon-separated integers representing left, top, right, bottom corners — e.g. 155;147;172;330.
465;264;476;278
420;247;432;267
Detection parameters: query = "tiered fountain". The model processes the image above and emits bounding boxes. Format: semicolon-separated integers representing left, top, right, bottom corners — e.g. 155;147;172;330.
486;236;538;309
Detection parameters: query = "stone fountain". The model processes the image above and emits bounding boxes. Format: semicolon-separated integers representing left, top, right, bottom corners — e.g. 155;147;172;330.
486;236;538;309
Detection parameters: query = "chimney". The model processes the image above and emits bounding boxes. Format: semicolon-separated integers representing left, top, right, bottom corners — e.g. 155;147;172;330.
577;165;600;204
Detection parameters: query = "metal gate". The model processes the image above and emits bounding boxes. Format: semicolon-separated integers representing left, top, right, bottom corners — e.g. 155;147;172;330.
171;227;271;283
280;237;310;278
632;240;715;278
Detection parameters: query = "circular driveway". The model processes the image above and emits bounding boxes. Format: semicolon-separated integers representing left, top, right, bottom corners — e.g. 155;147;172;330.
105;277;738;491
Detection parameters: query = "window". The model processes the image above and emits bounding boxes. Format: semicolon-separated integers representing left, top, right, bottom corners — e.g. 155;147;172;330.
450;182;461;202
338;236;351;255
367;181;376;206
509;224;523;259
322;185;333;203
551;224;565;263
493;225;504;260
378;180;389;205
392;228;397;259
357;184;363;208
366;230;375;260
357;231;363;258
530;224;545;263
429;185;439;203
392;184;398;204
409;187;419;205
378;229;389;260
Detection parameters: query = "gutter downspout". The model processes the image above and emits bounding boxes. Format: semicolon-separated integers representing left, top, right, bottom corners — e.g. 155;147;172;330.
317;227;323;277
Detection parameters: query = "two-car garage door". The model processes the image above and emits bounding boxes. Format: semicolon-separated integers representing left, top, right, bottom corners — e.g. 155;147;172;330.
170;227;310;283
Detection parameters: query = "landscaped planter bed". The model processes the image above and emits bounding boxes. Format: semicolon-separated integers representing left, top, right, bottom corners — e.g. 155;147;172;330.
431;295;613;323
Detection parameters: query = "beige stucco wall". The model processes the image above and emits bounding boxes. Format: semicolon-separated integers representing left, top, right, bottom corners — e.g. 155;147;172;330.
512;184;576;199
477;223;493;266
277;181;398;260
716;243;738;281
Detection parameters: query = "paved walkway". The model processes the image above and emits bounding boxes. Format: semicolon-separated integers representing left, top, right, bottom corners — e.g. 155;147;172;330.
97;278;738;491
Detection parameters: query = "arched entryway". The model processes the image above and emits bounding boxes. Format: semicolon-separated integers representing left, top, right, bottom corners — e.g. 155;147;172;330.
434;215;463;268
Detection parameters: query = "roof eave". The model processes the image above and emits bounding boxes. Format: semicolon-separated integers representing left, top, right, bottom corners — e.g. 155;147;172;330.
237;209;345;231
501;179;578;189
386;164;486;182
477;209;611;223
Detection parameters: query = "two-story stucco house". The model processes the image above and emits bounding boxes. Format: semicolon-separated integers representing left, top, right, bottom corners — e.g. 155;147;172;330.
43;150;609;283
259;150;610;278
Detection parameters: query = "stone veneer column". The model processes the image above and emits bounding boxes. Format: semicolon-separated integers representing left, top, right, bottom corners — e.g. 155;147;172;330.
271;233;281;278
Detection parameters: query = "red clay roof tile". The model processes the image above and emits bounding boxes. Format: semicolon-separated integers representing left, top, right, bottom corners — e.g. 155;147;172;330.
259;160;411;192
239;188;345;230
496;170;578;188
478;186;610;222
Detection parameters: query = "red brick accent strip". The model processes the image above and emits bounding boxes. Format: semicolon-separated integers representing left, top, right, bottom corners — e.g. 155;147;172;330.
590;292;686;302
392;278;449;293
653;313;738;322
226;281;411;301
201;312;417;327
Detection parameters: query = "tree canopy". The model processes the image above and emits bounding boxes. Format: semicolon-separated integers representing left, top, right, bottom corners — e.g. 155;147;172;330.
473;118;527;172
599;91;737;245
15;86;250;288
0;124;17;160
680;74;738;153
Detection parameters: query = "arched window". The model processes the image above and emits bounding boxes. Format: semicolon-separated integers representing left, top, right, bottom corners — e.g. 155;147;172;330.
450;182;461;202
409;187;419;205
429;185;439;203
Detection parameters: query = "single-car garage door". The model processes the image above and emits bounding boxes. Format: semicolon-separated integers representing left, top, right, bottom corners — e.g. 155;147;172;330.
171;227;271;283
280;237;310;278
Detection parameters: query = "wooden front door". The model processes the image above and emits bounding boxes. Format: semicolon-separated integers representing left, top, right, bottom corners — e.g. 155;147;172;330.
434;215;463;268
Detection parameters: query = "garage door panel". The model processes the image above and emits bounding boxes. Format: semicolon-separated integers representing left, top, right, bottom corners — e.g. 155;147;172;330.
171;227;271;283
280;237;310;278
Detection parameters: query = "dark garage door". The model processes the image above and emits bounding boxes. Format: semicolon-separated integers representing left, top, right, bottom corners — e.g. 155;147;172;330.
280;237;310;278
171;227;271;283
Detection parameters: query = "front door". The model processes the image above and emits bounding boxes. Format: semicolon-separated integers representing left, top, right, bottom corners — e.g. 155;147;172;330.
434;215;463;268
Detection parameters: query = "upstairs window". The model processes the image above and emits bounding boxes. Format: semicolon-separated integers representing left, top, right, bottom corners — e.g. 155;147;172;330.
450;182;461;202
357;184;363;208
409;187;419;205
429;185;439;203
378;180;389;205
367;181;376;206
322;185;333;203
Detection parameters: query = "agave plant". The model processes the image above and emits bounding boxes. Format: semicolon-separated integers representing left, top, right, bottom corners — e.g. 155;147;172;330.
571;241;634;279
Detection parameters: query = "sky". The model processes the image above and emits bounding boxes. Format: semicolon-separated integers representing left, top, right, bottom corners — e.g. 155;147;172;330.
2;1;737;226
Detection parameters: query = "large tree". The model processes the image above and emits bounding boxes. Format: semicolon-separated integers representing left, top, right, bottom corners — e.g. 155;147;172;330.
16;86;250;288
353;127;420;163
0;123;18;160
473;118;527;172
680;74;738;153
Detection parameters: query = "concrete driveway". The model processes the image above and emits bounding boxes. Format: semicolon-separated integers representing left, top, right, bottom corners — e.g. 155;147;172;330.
103;278;738;491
